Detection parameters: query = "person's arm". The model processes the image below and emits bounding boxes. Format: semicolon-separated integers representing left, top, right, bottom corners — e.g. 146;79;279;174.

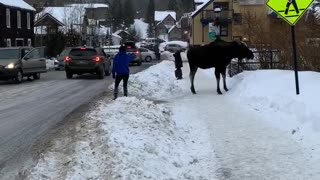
128;53;136;62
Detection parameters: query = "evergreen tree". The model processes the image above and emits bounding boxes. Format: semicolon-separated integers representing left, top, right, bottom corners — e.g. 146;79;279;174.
110;0;123;31
168;0;178;11
124;0;135;27
146;0;155;37
180;0;194;12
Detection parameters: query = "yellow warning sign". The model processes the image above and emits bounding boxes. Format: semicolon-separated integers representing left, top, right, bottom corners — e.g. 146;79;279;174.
266;0;314;25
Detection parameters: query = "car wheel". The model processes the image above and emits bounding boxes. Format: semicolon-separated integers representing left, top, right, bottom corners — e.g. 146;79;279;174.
97;67;105;79
145;56;152;62
66;71;73;79
14;70;23;84
33;73;41;80
55;67;60;71
137;61;142;66
105;65;111;76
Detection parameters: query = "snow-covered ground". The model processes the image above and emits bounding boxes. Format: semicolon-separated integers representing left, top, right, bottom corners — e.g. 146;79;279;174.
24;61;320;179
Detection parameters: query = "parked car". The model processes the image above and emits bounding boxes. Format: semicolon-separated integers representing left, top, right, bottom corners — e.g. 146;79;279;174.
123;41;142;66
0;47;46;83
64;47;111;79
164;44;186;53
139;47;156;62
55;48;71;70
103;45;121;60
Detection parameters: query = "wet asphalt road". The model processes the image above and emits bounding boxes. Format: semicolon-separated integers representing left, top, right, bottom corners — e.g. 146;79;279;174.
0;63;156;168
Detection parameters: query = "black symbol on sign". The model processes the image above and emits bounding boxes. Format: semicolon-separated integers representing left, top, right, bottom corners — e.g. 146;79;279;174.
285;0;299;14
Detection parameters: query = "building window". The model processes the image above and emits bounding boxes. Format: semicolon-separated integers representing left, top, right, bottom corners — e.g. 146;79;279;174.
6;8;11;28
16;38;24;46
220;24;228;36
27;13;31;29
28;39;32;47
7;39;11;47
17;11;21;28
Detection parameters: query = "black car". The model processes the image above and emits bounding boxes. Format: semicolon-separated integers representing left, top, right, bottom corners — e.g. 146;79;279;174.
64;47;111;79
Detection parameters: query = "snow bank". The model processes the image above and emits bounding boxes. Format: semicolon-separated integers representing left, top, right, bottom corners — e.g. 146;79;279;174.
90;97;215;179
46;59;55;70
229;70;320;131
111;61;182;100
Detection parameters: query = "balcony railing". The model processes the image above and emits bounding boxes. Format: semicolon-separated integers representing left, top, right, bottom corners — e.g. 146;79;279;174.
200;10;233;25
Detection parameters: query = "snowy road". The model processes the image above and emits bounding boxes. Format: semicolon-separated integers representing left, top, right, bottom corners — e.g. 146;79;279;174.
0;63;155;168
172;65;316;179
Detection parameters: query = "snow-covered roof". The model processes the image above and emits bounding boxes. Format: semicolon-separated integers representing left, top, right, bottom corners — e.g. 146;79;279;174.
114;30;129;35
194;0;207;4
155;11;177;21
191;0;213;17
37;6;85;27
66;3;109;8
36;3;108;32
168;25;177;33
0;0;36;11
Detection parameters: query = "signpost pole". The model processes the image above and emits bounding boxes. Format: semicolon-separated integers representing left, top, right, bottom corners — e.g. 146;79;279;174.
290;25;300;95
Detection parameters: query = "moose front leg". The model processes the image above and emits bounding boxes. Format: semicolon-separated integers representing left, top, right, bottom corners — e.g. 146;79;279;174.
222;67;229;92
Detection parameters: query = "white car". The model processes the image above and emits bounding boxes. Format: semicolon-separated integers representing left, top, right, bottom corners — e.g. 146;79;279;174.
139;47;156;62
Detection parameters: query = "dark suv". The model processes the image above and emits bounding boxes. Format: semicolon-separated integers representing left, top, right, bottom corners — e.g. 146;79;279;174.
64;47;111;79
123;41;142;66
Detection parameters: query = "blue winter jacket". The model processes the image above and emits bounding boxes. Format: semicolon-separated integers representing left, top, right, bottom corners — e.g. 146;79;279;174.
112;51;135;76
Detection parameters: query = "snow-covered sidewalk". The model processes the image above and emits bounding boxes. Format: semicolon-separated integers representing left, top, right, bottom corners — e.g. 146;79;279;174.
23;61;320;180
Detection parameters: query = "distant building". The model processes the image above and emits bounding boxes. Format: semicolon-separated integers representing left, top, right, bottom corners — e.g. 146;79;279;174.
0;0;36;47
154;11;178;41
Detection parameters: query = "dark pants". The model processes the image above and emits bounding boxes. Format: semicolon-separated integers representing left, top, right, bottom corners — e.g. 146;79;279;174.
175;68;183;79
114;74;129;99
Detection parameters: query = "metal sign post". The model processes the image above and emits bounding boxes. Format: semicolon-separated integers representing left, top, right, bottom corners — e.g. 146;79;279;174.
290;26;300;95
266;0;314;95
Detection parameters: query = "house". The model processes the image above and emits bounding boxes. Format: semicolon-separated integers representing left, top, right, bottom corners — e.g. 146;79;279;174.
35;3;109;46
189;0;233;46
0;0;36;47
155;11;177;41
114;30;130;41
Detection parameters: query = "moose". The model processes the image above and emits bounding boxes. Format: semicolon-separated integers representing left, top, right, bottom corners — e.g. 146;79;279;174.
187;40;254;94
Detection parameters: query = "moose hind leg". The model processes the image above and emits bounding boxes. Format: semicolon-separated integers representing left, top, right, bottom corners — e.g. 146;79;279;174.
222;67;229;91
189;66;198;94
215;69;222;95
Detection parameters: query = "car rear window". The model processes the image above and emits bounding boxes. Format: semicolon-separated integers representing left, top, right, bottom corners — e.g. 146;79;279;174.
70;49;97;56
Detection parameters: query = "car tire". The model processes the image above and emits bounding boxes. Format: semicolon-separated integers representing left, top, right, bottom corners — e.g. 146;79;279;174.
105;65;111;76
33;73;41;80
55;67;60;71
14;70;23;84
97;68;105;79
145;56;152;62
137;61;142;66
66;71;73;79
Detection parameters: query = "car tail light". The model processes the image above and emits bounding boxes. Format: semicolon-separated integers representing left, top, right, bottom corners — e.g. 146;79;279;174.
80;48;86;50
93;56;101;62
65;56;72;62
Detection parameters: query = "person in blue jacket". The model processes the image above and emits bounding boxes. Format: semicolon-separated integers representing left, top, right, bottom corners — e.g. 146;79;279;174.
112;45;135;100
